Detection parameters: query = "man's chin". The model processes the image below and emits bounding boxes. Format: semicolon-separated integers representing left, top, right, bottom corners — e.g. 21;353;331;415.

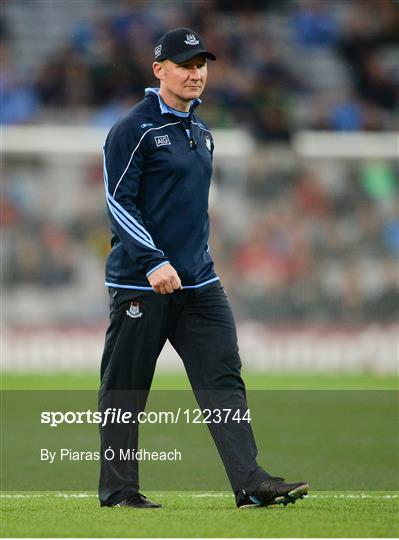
184;90;202;101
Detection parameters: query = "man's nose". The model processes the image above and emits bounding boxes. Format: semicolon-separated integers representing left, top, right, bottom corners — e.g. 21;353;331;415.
190;67;201;79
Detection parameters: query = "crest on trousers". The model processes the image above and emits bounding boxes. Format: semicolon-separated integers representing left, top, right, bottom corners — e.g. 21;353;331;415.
184;34;200;46
126;302;143;319
205;135;212;152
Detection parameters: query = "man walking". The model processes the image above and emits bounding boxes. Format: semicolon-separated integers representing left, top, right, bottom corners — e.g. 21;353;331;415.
99;27;308;509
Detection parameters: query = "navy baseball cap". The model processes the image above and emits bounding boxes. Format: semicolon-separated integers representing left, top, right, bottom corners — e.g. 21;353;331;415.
154;27;216;63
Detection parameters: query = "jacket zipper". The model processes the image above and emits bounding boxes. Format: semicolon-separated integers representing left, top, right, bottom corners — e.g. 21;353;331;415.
178;114;197;150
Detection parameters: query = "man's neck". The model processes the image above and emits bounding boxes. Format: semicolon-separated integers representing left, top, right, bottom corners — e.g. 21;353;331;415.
159;89;191;113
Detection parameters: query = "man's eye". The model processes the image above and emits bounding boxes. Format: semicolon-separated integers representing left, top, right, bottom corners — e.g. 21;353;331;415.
180;64;205;69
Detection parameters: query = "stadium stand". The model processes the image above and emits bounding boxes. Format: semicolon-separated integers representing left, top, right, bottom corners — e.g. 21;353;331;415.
2;0;398;370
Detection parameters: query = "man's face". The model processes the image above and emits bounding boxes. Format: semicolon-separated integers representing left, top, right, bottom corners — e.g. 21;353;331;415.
153;55;208;102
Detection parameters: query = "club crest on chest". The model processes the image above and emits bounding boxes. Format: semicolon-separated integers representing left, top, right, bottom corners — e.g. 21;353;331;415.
205;135;212;152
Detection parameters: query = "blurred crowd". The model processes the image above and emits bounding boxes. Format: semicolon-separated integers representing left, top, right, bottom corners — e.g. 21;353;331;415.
2;0;399;136
216;158;399;323
3;149;398;324
2;0;398;325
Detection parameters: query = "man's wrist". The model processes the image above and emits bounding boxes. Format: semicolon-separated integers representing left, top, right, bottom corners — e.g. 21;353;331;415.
146;261;171;278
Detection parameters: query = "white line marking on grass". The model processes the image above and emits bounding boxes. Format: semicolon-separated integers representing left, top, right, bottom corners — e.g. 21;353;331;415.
1;492;397;500
55;493;96;498
0;493;97;499
189;493;398;500
189;493;232;498
311;494;398;499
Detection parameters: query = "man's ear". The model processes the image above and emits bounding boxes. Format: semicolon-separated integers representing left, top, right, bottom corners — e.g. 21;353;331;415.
152;62;164;81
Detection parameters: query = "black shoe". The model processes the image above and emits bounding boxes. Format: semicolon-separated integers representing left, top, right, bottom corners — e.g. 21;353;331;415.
239;476;309;508
113;493;162;509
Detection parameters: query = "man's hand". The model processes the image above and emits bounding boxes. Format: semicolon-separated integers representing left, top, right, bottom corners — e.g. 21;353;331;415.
147;264;182;294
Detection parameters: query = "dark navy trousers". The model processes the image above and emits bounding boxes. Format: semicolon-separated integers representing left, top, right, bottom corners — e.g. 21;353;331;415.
98;283;269;506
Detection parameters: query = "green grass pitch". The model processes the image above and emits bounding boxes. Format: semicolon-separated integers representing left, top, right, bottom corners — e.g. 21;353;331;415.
1;491;398;537
1;371;398;537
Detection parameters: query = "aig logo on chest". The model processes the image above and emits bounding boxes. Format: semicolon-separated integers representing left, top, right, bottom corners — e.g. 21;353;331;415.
154;134;171;147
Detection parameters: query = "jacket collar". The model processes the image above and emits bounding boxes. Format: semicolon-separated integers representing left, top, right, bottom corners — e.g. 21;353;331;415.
145;87;201;117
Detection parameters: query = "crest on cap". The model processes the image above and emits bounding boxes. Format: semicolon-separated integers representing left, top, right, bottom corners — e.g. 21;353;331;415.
184;34;200;46
154;44;162;58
